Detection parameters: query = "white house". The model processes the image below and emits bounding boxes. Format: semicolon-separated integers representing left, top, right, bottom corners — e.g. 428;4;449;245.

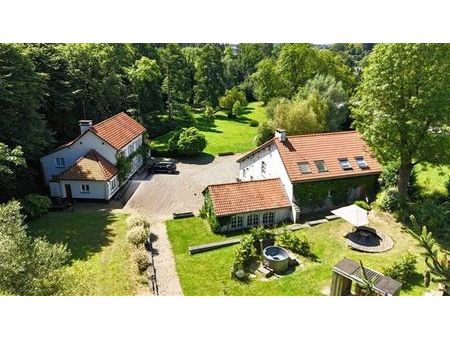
204;129;383;231
40;112;147;201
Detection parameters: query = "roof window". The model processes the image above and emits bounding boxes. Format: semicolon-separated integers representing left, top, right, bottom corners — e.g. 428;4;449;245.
339;158;352;170
315;160;328;172
298;162;311;174
355;156;368;169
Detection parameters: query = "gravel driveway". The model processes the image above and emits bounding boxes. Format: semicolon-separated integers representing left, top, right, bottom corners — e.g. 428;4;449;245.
124;154;240;220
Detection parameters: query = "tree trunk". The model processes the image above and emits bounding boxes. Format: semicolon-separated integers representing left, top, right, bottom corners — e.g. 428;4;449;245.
398;162;413;205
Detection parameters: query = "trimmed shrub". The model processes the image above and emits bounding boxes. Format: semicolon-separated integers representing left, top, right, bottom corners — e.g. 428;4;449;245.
203;106;215;121
231;100;242;117
277;227;312;257
354;200;371;211
132;248;151;272
126;214;151;230
21;194;52;219
175;127;207;155
250;226;276;253
232;236;256;274
126;226;149;247
249;119;259;127
219;87;247;111
377;187;400;212
382;252;417;284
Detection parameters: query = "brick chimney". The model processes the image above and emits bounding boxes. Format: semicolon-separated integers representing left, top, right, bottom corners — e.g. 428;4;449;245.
275;128;287;142
79;120;93;134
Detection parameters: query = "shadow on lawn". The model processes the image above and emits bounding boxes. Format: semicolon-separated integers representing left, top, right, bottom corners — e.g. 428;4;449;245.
28;208;117;263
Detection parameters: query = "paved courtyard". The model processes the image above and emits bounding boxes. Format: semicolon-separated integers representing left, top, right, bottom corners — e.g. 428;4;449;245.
123;154;240;295
123;154;240;221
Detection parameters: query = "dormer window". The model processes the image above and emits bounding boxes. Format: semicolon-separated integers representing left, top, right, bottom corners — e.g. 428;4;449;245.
355;156;368;169
298;162;311;174
315;160;328;172
339;158;352;170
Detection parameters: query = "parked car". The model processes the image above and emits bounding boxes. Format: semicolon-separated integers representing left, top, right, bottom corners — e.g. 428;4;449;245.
149;161;177;174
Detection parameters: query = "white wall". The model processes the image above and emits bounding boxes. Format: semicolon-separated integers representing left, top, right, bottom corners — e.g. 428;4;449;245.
40;131;117;184
238;144;293;202
119;135;143;157
58;180;108;199
219;207;292;232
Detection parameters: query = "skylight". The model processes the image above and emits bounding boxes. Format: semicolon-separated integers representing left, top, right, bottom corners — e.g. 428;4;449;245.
339;158;352;170
355;156;368;169
315;160;328;172
298;162;311;174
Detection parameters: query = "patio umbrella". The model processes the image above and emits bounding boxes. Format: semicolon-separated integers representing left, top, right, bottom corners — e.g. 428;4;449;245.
331;204;369;227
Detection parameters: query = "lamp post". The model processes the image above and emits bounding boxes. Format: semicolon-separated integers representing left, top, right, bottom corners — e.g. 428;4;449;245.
259;238;264;266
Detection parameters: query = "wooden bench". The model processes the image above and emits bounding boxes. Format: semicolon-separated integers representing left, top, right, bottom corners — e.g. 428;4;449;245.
173;212;195;219
189;238;241;254
307;218;328;226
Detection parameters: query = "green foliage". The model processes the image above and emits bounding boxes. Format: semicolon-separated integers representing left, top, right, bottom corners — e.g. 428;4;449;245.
172;127;207;155
376;187;400;213
249;119;259;127
132;247;151;272
0;200;70;295
116;152;132;185
250;226;275;253
382;252;417;284
126;214;151;230
232;235;256;274
194;44;225;107
255;120;275;146
231;100;242;117
352;44;450;200
297;74;348;131
277;227;312;257
0;143;26;176
21;194;52;219
294;175;378;209
358;260;377;296
410;198;450;238
203;106;215;121
219;87;247;112
409;215;450;291
251;58;285;104
126;226;149;247
380;162;400;189
354;200;371;211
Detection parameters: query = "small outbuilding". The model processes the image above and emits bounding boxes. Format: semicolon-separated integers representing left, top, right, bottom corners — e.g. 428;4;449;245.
330;258;402;296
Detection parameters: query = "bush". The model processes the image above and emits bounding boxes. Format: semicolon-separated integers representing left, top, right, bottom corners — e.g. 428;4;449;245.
168;130;182;153
219;87;247;111
249;119;259;127
232;236;256;274
126;226;149;247
231;100;242;117
354;200;371;211
255;120;275;146
382;252;417;284
174;127;207;156
21;194;52;219
411;198;450;238
250;226;275;253
377;187;400;212
277;228;312;257
126;214;151;230
132;248;151;271
203;106;215;121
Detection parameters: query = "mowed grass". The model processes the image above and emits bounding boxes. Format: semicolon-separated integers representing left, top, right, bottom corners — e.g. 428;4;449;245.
167;212;434;296
414;163;449;197
152;102;267;155
28;208;140;295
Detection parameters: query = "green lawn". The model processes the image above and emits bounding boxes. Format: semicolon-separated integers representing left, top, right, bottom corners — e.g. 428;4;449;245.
28;208;141;295
152;102;267;155
167;212;435;296
414;163;449;198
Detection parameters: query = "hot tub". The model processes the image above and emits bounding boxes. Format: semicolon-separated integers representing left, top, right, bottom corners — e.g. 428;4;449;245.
263;246;289;273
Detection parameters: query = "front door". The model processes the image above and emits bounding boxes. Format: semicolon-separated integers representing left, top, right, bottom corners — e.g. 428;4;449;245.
64;184;72;202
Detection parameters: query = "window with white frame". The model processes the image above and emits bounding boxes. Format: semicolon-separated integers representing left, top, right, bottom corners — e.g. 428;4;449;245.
110;177;118;192
55;158;66;168
128;144;134;156
262;211;274;225
339;158;352;170
261;161;267;175
80;184;90;193
247;214;259;227
242;168;247;178
230;216;243;229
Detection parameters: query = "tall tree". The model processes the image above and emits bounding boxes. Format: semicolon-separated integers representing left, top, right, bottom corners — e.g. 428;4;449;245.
222;46;240;89
193;44;225;107
0;201;70;295
251;58;285;104
0;44;52;161
159;44;190;120
236;43;266;82
352;44;450;203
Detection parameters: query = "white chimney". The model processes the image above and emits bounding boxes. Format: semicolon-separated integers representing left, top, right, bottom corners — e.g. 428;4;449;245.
79;120;93;134
275;128;287;142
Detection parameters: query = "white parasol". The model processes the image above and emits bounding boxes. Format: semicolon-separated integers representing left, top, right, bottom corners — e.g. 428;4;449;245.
331;204;369;227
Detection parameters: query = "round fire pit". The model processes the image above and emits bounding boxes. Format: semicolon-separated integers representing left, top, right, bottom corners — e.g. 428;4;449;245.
263;246;289;273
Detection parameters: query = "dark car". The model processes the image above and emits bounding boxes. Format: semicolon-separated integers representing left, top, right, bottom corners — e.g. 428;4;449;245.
149;161;177;174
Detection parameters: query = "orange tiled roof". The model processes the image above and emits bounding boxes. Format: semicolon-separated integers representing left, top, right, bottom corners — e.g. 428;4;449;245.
57;150;118;181
206;178;291;217
90;112;146;149
238;131;382;183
